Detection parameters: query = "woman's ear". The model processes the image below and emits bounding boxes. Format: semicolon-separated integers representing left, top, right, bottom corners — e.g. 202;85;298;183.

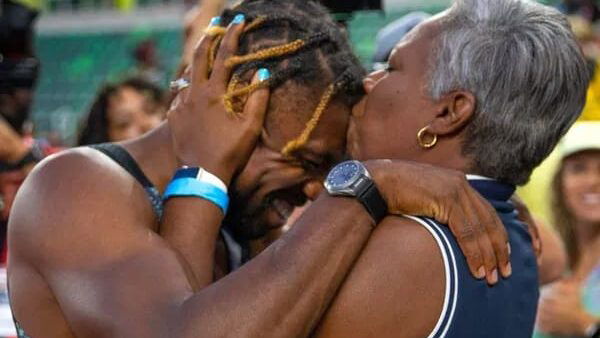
428;91;476;136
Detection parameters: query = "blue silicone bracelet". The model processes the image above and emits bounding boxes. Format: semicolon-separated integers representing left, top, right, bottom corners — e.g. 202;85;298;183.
163;178;229;214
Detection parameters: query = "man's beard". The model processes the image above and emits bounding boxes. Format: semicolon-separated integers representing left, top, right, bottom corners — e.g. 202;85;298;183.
222;196;272;242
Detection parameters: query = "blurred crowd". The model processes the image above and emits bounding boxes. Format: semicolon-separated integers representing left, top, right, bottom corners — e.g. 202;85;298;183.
0;0;600;337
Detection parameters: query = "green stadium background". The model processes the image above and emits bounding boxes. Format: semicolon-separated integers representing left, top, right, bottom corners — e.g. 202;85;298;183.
31;0;558;144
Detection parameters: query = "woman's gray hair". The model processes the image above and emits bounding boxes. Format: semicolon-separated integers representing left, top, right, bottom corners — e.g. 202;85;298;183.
429;0;589;185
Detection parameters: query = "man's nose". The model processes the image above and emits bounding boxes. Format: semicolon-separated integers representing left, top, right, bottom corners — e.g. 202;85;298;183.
303;180;324;201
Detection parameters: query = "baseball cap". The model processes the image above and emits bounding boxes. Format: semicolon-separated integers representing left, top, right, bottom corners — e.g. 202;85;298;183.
559;121;600;159
372;11;431;69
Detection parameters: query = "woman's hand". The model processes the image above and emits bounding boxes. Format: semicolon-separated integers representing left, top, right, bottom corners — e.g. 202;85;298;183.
537;280;598;335
365;159;510;285
169;16;270;185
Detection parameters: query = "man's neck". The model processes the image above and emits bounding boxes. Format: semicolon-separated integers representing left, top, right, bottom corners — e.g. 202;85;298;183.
122;121;179;192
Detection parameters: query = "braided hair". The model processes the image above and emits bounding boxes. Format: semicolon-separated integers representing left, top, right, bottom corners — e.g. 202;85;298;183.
211;0;366;156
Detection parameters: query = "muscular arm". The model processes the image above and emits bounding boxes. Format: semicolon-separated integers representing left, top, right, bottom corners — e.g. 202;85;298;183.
9;150;374;337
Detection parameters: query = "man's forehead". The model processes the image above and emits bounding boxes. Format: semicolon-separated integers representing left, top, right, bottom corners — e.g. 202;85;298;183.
263;101;349;156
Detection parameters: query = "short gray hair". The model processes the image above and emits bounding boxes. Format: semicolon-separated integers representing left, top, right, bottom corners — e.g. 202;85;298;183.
428;0;589;185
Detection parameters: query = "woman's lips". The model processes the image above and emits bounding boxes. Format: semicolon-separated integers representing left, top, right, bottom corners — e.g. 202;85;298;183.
582;193;600;206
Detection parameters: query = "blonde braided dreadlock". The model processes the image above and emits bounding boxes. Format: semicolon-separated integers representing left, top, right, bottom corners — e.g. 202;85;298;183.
209;1;365;156
281;83;337;155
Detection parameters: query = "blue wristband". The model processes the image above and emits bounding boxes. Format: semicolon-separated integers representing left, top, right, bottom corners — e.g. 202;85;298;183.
163;178;229;214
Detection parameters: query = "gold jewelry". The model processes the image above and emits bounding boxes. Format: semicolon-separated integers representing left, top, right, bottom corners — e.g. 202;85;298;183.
417;126;438;149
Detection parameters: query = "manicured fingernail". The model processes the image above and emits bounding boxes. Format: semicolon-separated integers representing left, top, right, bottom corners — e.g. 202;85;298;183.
232;14;245;24
504;263;512;277
477;266;486;279
258;68;270;82
209;16;221;27
489;269;498;284
507;242;512;256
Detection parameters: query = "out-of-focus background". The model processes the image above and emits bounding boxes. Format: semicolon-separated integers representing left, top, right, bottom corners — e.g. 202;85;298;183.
20;0;596;224
25;0;557;145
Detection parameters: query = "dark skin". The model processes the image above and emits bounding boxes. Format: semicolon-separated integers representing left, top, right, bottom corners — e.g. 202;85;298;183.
315;15;518;337
8;19;509;337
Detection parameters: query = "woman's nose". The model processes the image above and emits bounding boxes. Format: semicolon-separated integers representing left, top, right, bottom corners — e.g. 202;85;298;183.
363;70;386;93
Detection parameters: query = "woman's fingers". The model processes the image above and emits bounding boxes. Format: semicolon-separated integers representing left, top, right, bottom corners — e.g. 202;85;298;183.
446;193;486;280
211;14;246;90
467;186;510;284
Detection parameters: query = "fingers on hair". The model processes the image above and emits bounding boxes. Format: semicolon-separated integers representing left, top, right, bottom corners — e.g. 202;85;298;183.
209;3;363;154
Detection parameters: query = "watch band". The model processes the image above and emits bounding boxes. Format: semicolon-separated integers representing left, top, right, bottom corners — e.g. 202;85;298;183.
174;166;228;193
163;178;229;214
162;166;229;214
0;148;43;172
357;181;388;224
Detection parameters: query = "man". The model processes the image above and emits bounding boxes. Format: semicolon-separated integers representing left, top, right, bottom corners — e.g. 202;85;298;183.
8;1;510;336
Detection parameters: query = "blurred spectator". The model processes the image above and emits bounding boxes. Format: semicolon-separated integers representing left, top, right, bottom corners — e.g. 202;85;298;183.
371;11;431;71
180;0;227;72
0;0;49;265
535;122;600;338
558;0;600;23
568;15;600;121
129;39;168;87
78;77;167;145
0;0;39;135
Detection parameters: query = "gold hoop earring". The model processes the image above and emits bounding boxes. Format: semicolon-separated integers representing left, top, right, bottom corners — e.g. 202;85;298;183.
417;126;438;149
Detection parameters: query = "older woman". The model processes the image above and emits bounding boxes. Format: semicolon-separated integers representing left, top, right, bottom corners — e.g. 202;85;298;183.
313;0;589;336
536;122;600;338
8;1;514;336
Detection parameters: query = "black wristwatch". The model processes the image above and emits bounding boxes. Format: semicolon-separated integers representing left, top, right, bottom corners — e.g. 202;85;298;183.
324;160;388;224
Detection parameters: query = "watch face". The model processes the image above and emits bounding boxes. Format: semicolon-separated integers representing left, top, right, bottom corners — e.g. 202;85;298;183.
326;161;362;191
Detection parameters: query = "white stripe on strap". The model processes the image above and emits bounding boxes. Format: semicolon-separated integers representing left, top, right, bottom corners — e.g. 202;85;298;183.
404;215;459;338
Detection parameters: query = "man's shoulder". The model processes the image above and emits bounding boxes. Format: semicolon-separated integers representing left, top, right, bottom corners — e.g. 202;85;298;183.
9;147;156;260
29;146;121;183
314;215;446;338
14;147;137;217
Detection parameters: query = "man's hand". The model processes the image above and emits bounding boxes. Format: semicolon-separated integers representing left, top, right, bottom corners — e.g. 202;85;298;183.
0;117;28;164
169;17;270;185
365;160;510;285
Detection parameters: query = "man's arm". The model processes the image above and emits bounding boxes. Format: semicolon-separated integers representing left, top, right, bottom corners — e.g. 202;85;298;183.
313;216;446;338
9;150;374;337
